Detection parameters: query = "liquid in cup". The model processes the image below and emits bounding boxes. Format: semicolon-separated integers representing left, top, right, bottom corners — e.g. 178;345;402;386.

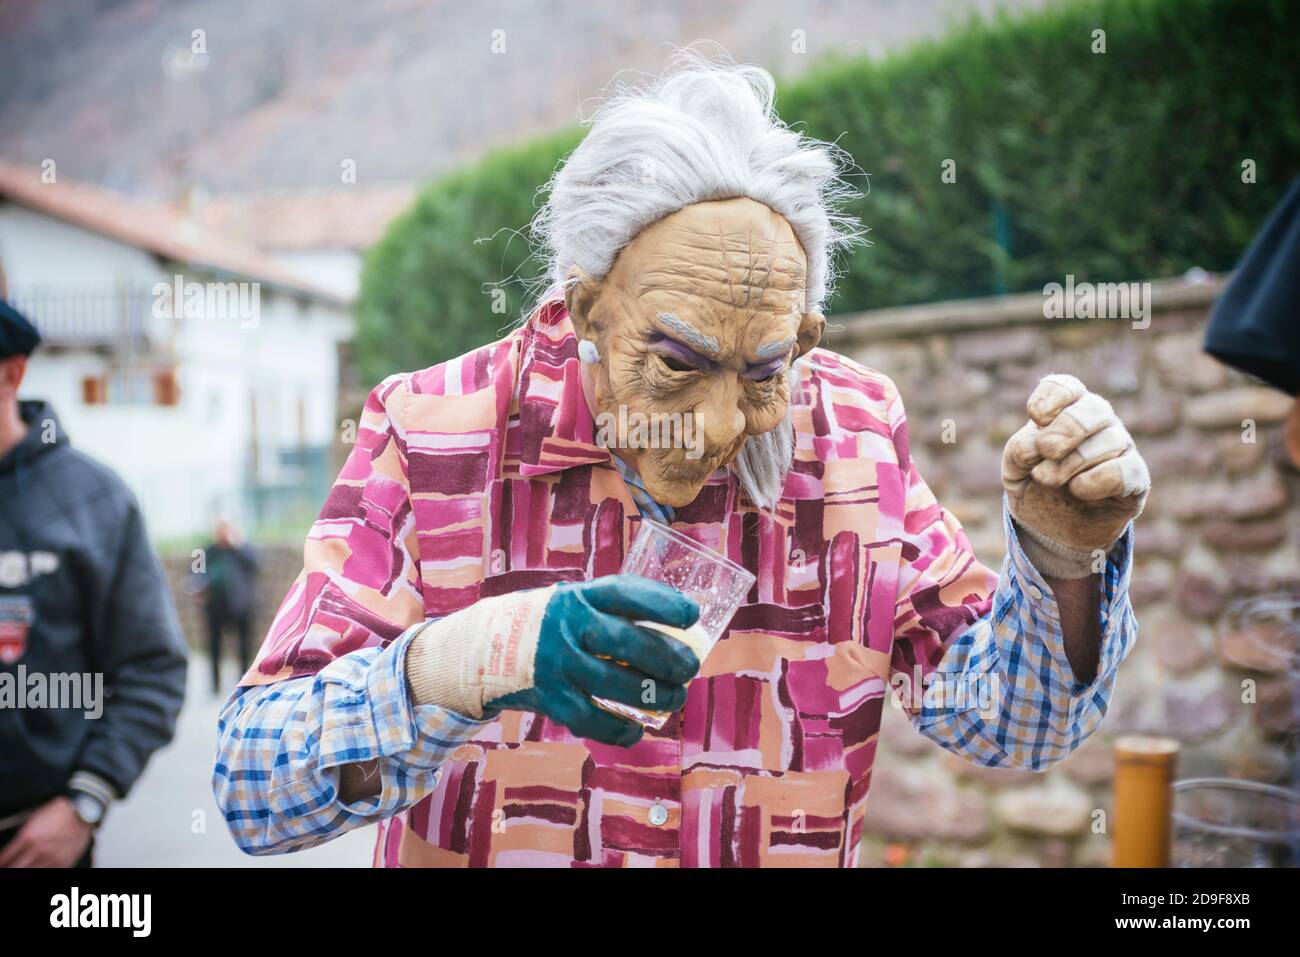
592;520;755;730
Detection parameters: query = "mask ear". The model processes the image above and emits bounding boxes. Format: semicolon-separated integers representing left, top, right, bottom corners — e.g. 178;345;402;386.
564;267;601;341
795;311;825;358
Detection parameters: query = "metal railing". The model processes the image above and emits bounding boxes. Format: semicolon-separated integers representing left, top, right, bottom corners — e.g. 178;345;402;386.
8;281;158;347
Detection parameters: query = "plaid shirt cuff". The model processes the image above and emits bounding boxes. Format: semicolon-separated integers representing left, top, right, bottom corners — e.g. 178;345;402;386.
910;500;1136;771
1003;500;1137;727
320;624;495;816
214;625;493;854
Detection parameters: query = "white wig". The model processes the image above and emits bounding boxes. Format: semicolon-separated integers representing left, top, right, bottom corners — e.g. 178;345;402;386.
531;50;862;316
529;51;863;510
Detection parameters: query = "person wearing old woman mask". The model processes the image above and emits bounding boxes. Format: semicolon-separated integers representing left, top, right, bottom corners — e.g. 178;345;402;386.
214;58;1149;867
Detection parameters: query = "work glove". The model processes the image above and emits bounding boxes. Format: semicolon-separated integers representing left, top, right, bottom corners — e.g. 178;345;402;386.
405;575;701;747
1001;374;1150;578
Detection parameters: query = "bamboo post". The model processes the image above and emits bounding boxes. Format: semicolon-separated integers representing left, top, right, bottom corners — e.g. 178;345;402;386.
1112;735;1180;867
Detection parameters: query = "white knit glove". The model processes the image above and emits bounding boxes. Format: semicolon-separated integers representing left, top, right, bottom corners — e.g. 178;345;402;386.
405;586;557;719
1001;374;1150;578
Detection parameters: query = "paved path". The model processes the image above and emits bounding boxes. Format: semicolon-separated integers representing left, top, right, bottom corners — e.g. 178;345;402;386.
96;653;372;867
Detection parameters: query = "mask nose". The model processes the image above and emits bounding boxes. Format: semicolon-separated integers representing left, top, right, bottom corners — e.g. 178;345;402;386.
694;379;746;452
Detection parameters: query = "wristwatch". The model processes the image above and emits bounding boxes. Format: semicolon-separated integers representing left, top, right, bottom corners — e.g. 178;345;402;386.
65;770;115;829
68;789;107;828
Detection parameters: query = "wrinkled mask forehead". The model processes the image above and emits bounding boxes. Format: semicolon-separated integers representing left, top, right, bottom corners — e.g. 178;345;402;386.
608;198;808;363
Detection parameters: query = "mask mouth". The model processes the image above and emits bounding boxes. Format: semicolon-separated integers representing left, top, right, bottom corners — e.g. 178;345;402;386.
654;456;720;484
702;434;748;473
650;442;722;475
652;440;743;483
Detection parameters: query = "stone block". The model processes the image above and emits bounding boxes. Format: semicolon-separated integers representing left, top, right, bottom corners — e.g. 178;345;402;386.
1081;341;1142;396
1116;398;1179;436
1256;679;1298;736
1162;483;1221;522
1060;734;1115;787
1133;522;1186;560
1222;473;1289;520
1186;388;1294;429
959;327;1041;367
1153;332;1230;393
942;752;1038;789
1158;676;1236;741
1144;606;1209;675
877;710;932;758
1129;561;1174;608
1201;519;1286;552
1215;432;1267;475
861;763;990;843
1176;571;1226;621
1142;434;1218;479
993;781;1093;837
1218;618;1295;673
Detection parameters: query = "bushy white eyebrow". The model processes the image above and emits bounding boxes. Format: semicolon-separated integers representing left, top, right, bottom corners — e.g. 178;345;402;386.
657;312;720;355
755;336;795;359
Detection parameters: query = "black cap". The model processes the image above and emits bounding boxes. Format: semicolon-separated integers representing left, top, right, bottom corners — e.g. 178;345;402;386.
0;298;41;359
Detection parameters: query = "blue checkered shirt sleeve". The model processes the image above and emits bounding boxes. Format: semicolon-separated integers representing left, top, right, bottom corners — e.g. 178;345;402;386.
909;504;1136;771
212;624;491;855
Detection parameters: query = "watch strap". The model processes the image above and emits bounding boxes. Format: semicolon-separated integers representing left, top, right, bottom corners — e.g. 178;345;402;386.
66;769;116;823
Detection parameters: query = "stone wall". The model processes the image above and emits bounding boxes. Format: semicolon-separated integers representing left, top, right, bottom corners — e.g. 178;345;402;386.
825;274;1298;867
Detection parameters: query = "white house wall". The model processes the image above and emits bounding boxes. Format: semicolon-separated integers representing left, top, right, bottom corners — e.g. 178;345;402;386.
270;248;362;301
0;203;163;285
1;204;354;542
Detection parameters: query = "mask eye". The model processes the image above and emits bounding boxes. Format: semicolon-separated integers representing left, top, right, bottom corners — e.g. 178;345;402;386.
656;353;695;374
746;365;784;385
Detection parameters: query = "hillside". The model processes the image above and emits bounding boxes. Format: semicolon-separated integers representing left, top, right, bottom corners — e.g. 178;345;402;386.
0;0;1053;197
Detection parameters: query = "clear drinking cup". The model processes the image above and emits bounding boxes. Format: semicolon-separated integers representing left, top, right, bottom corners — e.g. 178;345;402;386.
592;519;756;729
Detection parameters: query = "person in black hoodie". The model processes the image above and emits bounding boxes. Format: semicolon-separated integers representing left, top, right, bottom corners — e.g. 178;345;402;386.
0;296;186;867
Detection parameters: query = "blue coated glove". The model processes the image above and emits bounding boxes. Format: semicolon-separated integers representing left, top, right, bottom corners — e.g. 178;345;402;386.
485;575;700;746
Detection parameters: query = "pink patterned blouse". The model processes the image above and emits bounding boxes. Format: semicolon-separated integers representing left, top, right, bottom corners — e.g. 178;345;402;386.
214;299;1134;866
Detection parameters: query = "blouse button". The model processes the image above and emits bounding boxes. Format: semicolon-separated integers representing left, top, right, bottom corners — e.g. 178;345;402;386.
648;802;669;826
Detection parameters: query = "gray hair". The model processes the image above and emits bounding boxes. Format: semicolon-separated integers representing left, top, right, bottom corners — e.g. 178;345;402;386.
531;50;861;316
531;51;863;510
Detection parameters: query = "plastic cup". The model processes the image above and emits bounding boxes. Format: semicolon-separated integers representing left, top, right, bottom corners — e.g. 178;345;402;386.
592;519;756;729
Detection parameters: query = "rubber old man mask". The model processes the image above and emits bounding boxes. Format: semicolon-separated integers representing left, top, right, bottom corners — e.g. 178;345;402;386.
566;196;824;508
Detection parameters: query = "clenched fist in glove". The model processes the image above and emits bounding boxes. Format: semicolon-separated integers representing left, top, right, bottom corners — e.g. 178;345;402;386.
1002;374;1150;579
404;575;701;747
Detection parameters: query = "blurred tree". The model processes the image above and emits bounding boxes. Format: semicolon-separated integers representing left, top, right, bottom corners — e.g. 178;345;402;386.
358;0;1300;384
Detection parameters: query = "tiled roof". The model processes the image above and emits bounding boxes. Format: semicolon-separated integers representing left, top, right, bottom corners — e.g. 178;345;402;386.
0;162;352;305
192;185;416;251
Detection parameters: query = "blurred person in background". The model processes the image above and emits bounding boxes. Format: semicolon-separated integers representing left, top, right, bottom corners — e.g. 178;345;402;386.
0;291;187;868
193;519;259;695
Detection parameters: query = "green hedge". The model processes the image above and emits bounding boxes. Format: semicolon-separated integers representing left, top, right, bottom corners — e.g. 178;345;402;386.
357;0;1300;384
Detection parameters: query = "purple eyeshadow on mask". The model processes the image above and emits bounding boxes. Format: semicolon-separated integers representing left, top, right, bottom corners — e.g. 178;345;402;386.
644;331;788;378
646;332;716;371
742;358;787;380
